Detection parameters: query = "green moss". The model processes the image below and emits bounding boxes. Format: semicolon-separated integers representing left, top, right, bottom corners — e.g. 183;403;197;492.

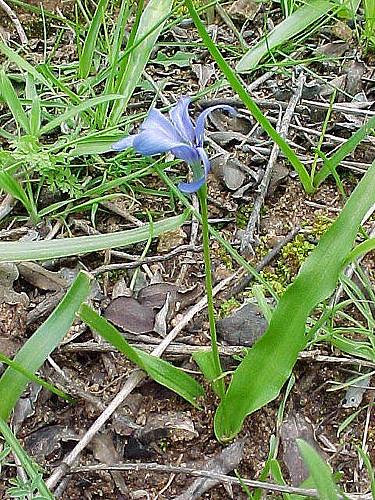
173;0;206;15
236;204;254;230
311;214;333;237
249;231;317;297
217;245;235;270
219;297;241;318
281;234;315;270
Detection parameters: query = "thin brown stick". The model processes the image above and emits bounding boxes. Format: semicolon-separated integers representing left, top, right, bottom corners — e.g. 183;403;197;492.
240;71;305;254
92;244;202;275
70;462;319;497
67;462;371;499
62;342;375;369
0;0;27;44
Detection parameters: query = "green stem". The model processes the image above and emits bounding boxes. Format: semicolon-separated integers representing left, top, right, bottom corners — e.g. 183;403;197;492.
197;184;225;398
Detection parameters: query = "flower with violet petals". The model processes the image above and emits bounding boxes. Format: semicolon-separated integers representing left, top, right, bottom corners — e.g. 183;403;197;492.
112;97;236;193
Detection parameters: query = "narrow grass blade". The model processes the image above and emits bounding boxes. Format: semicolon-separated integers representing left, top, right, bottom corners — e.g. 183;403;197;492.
0;211;189;262
79;0;109;78
0;171;38;222
0;418;54;499
0;271;91;420
79;304;204;406
0;352;73;402
25;74;41;136
183;0;314;194
297;440;340;499
109;0;173;125
0;41;51;88
343;237;375;265
214;161;375;441
314;114;375;187
236;0;334;72
0;70;30;134
39;94;125;135
99;0;131;123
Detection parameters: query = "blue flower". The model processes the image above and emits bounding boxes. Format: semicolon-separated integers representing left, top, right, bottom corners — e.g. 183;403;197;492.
112;97;236;193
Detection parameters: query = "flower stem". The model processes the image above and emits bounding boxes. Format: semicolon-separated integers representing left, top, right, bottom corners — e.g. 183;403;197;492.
197;184;225;399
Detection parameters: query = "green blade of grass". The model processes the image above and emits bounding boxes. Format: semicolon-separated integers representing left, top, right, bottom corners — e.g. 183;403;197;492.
183;0;314;194
0;418;54;499
25;74;41;136
0;211;189;262
0;70;30;134
0;171;38;223
236;0;334;72
297;440;340;500
79;304;204;406
214;160;375;441
109;0;173;125
343;238;375;265
39;94;125;135
98;0;131;123
0;271;91;420
79;0;109;78
314;114;375;187
0;40;51;89
0;352;73;402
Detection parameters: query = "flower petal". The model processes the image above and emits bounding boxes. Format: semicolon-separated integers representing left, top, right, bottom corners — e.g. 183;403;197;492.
178;146;211;194
197;146;211;177
133;131;187;156
195;105;237;147
112;135;136;151
169;97;195;144
171;144;200;164
178;176;206;194
141;108;183;144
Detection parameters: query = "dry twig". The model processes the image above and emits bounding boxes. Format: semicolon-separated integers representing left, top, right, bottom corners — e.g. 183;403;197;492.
0;0;27;44
240;71;306;253
68;462;372;499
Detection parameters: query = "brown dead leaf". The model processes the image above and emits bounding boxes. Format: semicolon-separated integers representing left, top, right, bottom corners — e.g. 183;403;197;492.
157;227;187;253
226;0;260;20
280;412;321;486
18;262;67;291
216;303;268;347
104;296;156;334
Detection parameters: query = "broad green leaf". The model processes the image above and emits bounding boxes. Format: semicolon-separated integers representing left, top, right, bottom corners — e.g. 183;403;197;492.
79;0;110;78
236;0;334;72
0;271;91;420
152;50;195;67
330;335;375;362
109;0;173;125
0;418;53;499
297;440;340;500
0;70;30;134
215;160;375;441
79;304;204;406
26;74;41;136
0;211;189;262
